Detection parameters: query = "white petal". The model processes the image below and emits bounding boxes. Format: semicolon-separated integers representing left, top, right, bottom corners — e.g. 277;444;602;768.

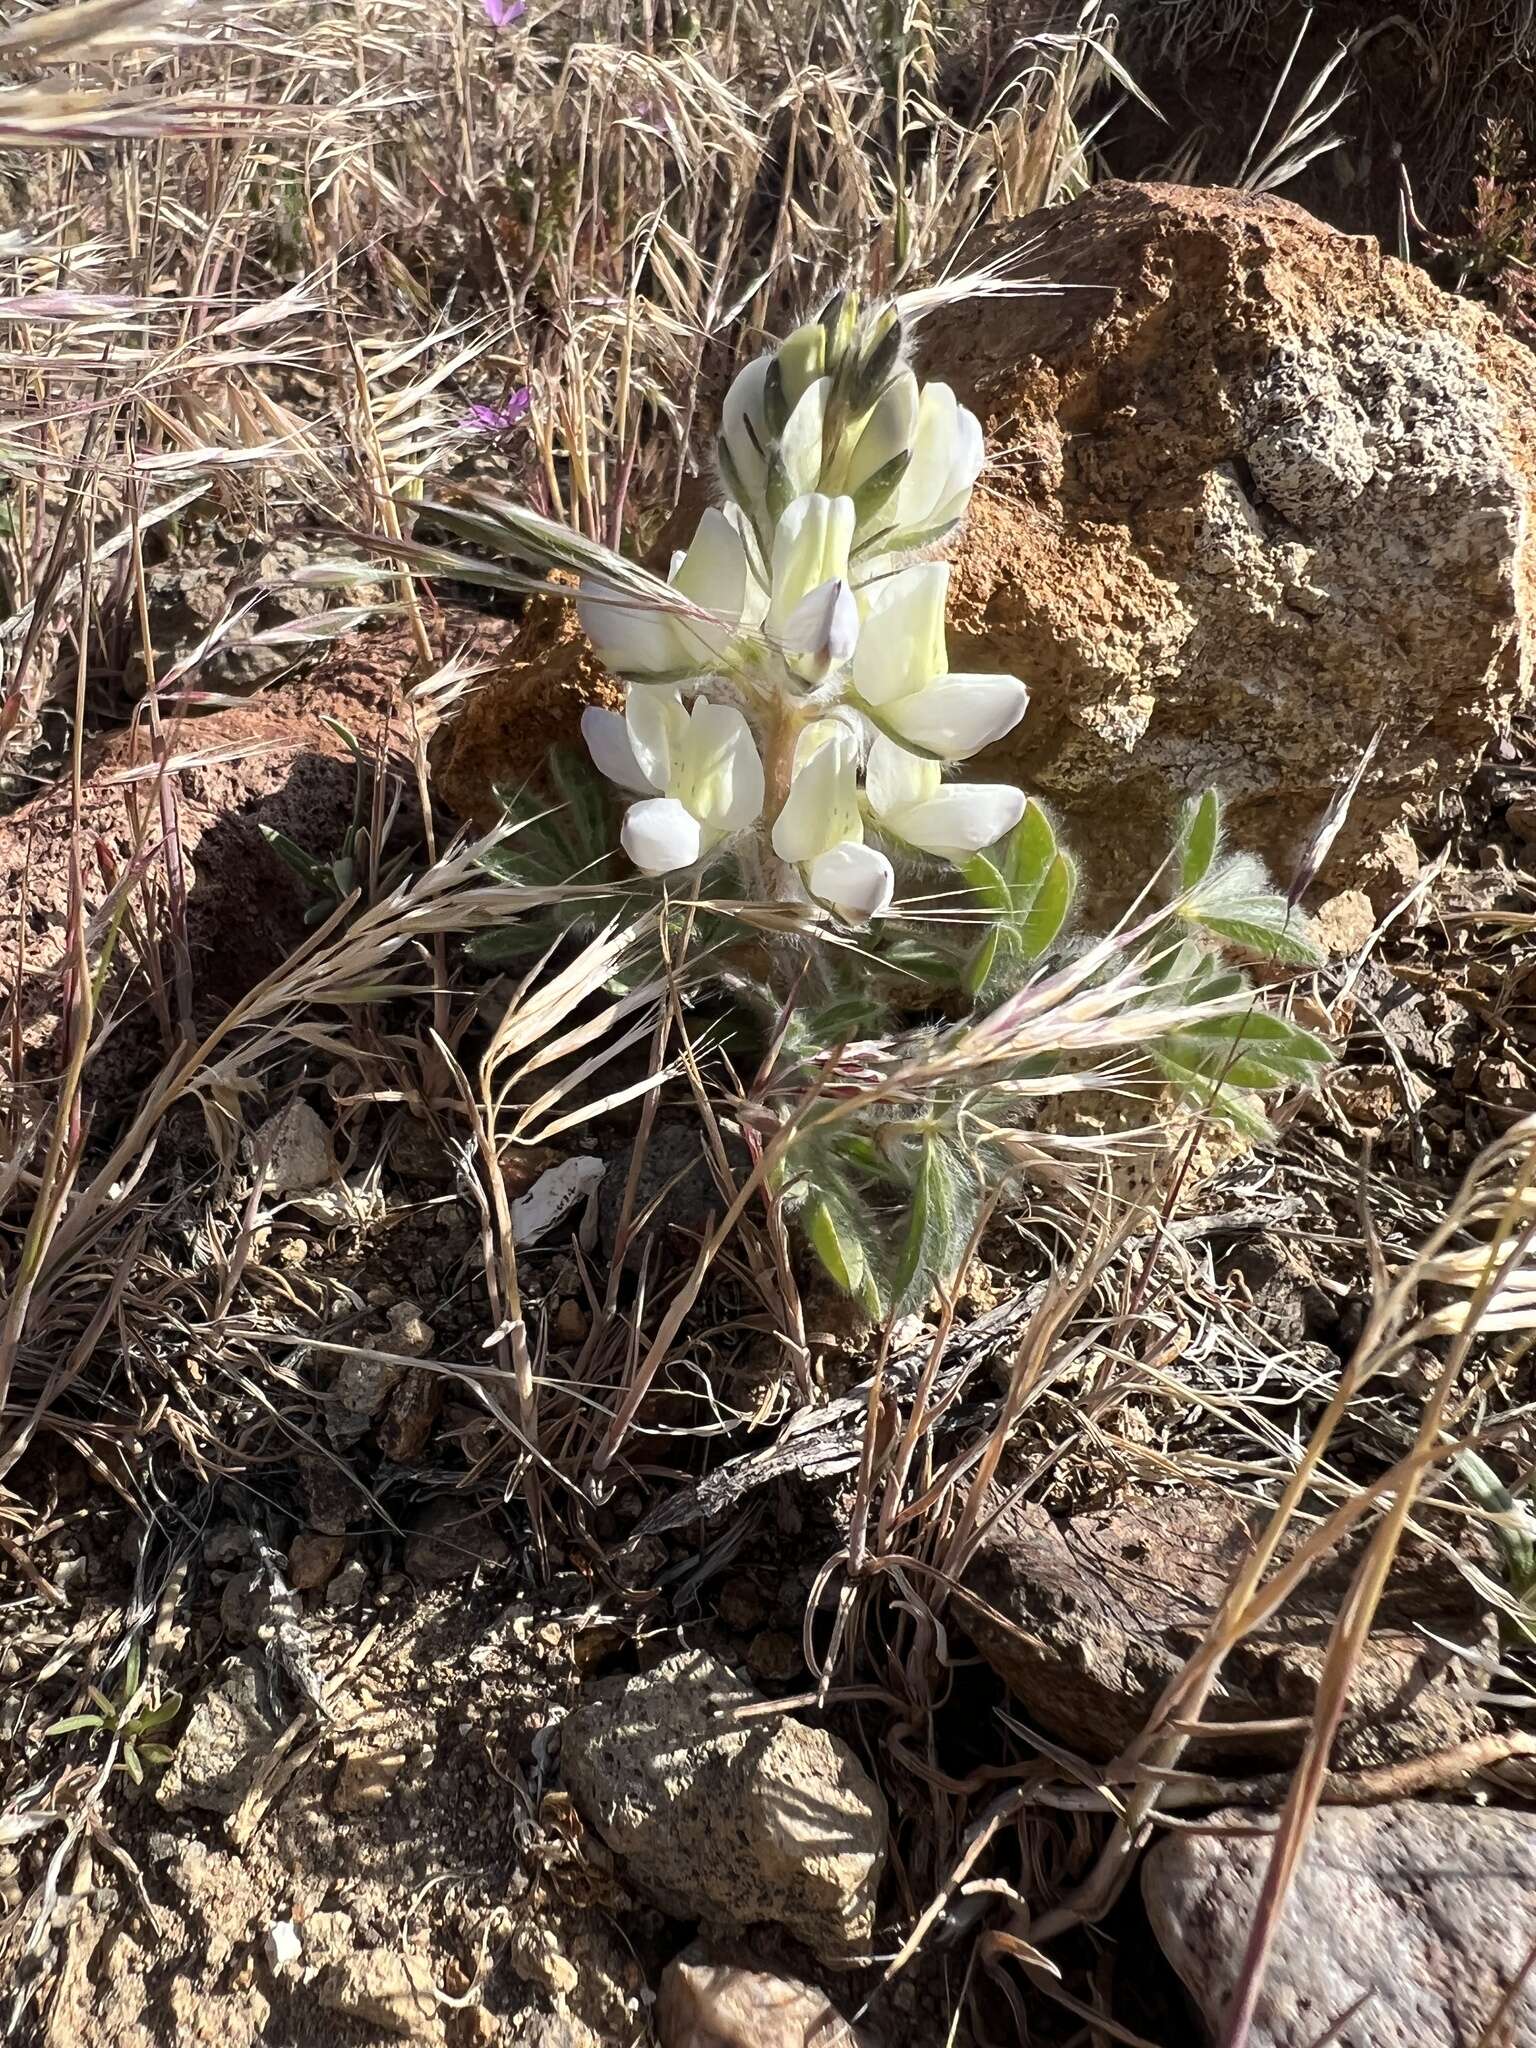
826;578;861;666
865;734;938;818
671;507;748;614
670;506;750;664
949;405;985;498
851;562;948;707
621;796;703;874
844;370;920;495
781;576;859;674
577;578;680;677
722;354;773;497
624;684;687;790
771;722;859;862
675;699;764;834
883;782;1025;859
776;322;827;409
895;381;959;531
790;715;857;775
779;377;829;497
887;675;1028;759
808;840;895;923
766;493;854;638
582;705;654;794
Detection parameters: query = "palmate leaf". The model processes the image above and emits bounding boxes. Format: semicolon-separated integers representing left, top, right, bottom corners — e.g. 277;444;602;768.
1161;1007;1332;1089
1176;806;1323;964
964;802;1077;998
1154;1050;1276;1144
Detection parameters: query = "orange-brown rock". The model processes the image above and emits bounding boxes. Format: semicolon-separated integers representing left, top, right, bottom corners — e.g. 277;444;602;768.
429;594;620;829
928;181;1536;904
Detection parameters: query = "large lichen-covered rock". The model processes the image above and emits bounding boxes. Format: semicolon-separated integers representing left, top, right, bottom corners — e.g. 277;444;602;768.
955;1488;1496;1770
1144;1803;1536;2047
929;181;1536;904
557;1647;887;1961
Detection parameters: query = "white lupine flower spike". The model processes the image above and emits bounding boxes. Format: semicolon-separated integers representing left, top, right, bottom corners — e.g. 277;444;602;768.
485;285;1330;1320
576;287;1031;912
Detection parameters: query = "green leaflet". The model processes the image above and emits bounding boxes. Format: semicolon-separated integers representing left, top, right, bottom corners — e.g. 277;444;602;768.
1176;830;1323;967
892;1135;980;1313
1177;788;1222;890
1153;1051;1276;1144
964;803;1078;998
806;1192;883;1318
1162;1007;1332;1089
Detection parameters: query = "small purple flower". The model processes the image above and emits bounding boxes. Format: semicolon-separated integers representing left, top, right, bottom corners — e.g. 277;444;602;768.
482;0;526;26
460;388;531;435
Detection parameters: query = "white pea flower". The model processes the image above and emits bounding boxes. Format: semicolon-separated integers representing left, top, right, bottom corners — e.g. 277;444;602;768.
865;736;1025;859
852;562;1028;759
774;321;828;410
889;382;984;539
770;719;894;922
766;493;858;681
578;507;759;679
582;688;764;875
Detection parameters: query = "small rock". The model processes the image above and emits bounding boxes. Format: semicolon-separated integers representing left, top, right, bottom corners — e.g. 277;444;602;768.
558;1647;887;1961
257;1099;335;1196
1144;1803;1536;2047
333;1351;405;1423
377;1369;443;1463
403;1498;509;1586
298;1451;367;1535
386;1302;435;1357
502;2015;601;2048
202;1521;253;1567
504;1914;580;1999
219;1565;270;1643
167;1979;272;2048
157;1658;281;1817
288;1530;346;1592
264;1920;302;1971
658;1951;866;2048
744;1631;802;1686
554;1298;590;1345
1356;825;1423;914
610;1535;667;1590
325;1557;370;1611
298;1908;354;1966
315;1951;438;2038
333;1746;409;1814
1312;887;1376;957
